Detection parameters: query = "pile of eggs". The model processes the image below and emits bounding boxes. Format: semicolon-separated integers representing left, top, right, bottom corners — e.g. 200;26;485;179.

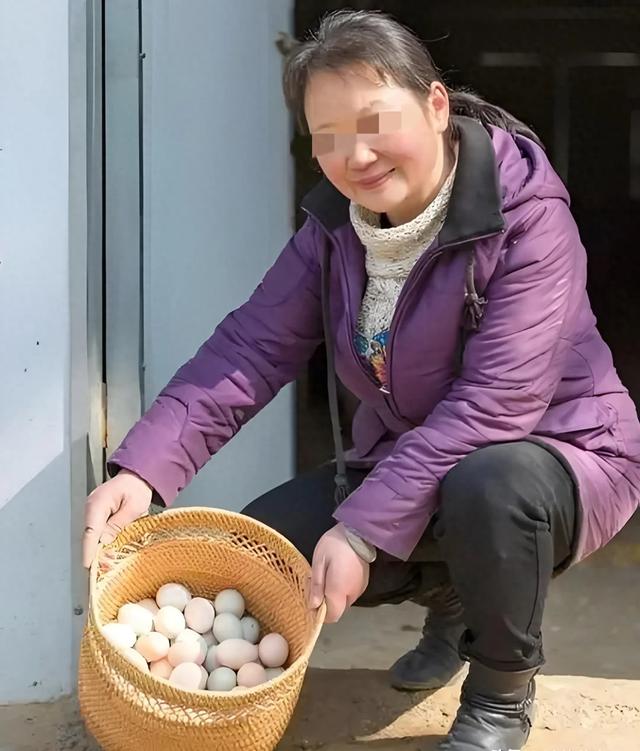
100;583;289;692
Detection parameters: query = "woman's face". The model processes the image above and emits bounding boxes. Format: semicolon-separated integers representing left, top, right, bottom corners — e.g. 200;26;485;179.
304;66;451;226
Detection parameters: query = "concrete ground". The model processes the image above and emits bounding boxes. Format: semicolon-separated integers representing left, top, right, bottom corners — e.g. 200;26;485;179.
2;511;639;751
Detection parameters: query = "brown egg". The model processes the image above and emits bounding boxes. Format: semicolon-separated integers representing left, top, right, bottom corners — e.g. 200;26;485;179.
135;632;170;662
167;640;205;667
149;658;173;680
237;662;267;688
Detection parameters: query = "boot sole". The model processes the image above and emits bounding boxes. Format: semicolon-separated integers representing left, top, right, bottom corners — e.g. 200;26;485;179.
390;664;466;692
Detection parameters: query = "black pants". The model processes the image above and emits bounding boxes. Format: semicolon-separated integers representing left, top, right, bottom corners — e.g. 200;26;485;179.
242;441;577;672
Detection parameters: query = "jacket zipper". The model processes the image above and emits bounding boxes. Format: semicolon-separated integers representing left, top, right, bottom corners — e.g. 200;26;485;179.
302;205;503;420
384;229;503;416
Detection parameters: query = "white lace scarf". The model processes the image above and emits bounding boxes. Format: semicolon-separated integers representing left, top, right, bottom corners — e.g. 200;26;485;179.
350;158;458;347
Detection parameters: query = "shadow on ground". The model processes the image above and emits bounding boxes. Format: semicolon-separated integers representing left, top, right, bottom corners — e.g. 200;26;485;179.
280;668;640;750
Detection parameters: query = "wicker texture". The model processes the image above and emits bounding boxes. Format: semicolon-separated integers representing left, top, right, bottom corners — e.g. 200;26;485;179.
78;507;325;750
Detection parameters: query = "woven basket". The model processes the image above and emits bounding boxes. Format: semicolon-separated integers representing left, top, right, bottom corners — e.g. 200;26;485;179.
78;507;325;751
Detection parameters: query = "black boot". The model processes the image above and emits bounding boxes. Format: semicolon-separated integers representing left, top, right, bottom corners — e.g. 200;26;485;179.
438;661;538;750
389;582;466;691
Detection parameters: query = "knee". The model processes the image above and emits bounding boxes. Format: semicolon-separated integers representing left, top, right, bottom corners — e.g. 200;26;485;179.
439;442;537;528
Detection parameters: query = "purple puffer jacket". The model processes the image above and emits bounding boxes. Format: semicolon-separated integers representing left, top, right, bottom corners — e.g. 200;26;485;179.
109;116;640;566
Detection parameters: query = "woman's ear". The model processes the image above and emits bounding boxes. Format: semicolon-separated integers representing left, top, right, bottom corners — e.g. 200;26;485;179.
428;81;450;133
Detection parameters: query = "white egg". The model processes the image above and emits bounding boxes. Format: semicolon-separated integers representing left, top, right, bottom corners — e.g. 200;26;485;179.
240;616;260;644
258;633;289;668
212;612;243;642
154;606;186;639
265;667;285;681
237;662;267;688
156;583;192;612
102;622;136;650
117;603;154;635
198;665;208;690
137;598;160;619
167;640;205;667
169;662;203;691
216;638;259;671
214;589;245;618
202;630;217;647
135;632;170;662
149;658;173;680
174;629;208;663
204;644;220;672
207;667;237;692
184;597;215;634
121;647;149;672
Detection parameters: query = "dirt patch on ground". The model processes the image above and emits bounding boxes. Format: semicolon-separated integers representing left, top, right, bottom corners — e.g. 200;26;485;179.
1;671;639;750
280;670;640;751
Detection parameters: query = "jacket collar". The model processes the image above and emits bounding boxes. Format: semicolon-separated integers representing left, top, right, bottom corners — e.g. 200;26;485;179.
300;115;506;244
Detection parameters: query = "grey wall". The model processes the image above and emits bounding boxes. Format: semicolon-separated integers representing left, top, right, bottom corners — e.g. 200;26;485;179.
0;0;294;705
138;0;296;511
0;0;92;703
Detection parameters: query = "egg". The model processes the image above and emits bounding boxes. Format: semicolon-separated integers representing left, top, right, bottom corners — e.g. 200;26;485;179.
265;667;285;681
156;583;192;612
121;647;149;672
135;632;170;662
214;589;245;618
149;658;173;680
202;630;217;647
258;633;289;668
174;629;208;663
237;662;267;688
167;640;205;667
118;603;154;635
137;598;160;619
102;622;136;650
184;597;215;633
204;644;220;672
154;606;186;639
169;662;203;691
212;612;243;642
207;667;237;692
216;638;259;671
240;616;260;644
198;665;208;690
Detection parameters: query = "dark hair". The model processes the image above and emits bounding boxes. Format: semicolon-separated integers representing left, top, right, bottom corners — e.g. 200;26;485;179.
281;9;543;148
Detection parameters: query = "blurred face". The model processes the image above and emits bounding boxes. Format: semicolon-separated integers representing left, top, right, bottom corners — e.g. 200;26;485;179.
304;66;452;226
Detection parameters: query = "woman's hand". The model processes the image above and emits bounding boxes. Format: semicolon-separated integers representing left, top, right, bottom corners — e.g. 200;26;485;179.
82;469;154;568
308;523;370;623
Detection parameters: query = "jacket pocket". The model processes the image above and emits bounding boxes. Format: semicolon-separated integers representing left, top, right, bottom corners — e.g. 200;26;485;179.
533;397;624;456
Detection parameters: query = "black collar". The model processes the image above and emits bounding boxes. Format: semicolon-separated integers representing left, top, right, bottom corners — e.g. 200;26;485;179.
300;115;505;244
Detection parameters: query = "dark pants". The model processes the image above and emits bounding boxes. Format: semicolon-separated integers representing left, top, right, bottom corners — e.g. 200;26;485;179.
242;441;577;672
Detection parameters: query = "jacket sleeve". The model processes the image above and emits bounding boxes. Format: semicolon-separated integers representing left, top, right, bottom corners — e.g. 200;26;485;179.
107;217;324;505
333;198;584;560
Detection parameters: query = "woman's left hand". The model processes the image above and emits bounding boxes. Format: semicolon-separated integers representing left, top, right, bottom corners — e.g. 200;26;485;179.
308;523;370;623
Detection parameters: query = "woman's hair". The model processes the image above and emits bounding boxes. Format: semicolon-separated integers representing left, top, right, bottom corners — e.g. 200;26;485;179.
281;9;543;148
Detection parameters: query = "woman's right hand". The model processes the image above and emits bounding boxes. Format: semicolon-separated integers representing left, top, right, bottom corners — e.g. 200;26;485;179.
82;469;154;568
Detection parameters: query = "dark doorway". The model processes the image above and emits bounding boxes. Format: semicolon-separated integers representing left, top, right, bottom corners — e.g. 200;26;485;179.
293;1;640;472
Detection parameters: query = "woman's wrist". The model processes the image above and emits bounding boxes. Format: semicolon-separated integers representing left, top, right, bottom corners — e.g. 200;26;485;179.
342;524;377;563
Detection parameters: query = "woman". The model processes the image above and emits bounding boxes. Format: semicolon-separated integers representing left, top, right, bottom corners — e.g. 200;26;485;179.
83;10;640;751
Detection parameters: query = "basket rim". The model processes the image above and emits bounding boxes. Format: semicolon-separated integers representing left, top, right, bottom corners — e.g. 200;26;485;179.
87;506;326;700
